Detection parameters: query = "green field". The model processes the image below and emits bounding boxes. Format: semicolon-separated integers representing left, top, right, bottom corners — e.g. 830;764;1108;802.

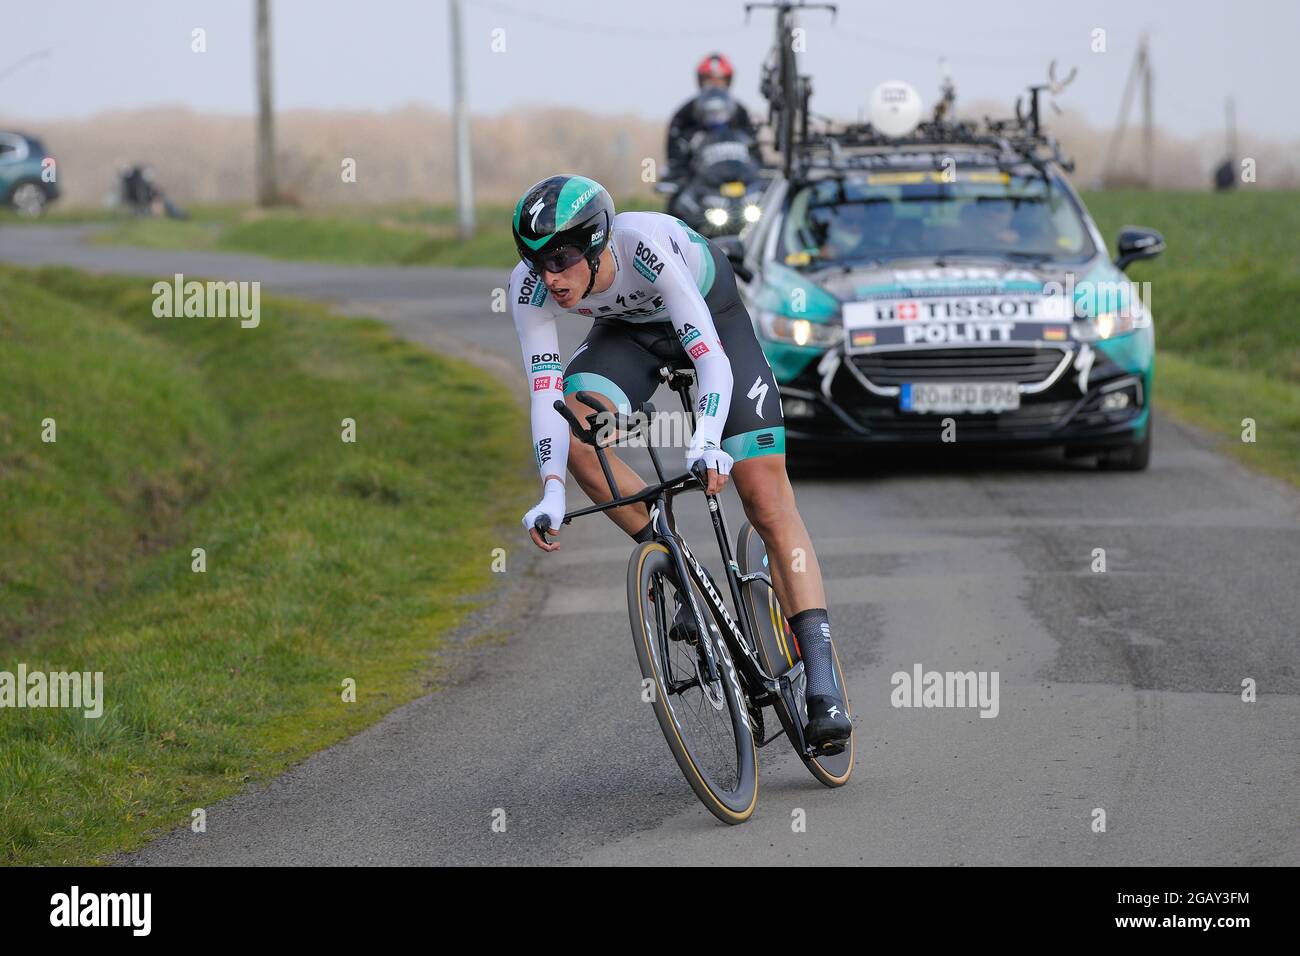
0;267;529;864
17;197;662;269
1083;190;1299;485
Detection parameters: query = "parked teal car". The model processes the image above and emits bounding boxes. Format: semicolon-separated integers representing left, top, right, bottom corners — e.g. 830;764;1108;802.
1;131;59;216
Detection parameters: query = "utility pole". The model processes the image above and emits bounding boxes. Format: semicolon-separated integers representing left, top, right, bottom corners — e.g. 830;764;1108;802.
449;0;475;239
1140;34;1153;189
255;0;278;207
1099;34;1153;189
1225;96;1237;161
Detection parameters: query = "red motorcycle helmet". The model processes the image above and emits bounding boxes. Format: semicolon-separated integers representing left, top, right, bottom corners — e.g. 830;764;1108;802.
696;52;734;88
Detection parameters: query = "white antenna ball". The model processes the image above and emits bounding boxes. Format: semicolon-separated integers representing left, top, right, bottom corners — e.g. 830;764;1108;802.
869;81;923;137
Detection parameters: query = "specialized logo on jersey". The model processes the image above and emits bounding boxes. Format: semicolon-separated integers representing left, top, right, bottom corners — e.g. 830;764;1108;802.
669;235;689;266
530;352;563;373
698;392;721;417
747;377;769;418
633;241;666;282
518;270;548;307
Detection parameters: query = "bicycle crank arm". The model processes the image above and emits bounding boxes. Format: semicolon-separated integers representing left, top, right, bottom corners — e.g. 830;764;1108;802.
776;662;818;756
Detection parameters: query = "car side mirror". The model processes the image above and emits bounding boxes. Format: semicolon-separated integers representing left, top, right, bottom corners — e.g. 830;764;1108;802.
712;234;752;282
1114;226;1165;271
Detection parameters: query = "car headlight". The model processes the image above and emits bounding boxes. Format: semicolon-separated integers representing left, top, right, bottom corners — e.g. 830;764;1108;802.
705;207;729;227
758;311;841;347
1072;297;1151;341
742;204;761;223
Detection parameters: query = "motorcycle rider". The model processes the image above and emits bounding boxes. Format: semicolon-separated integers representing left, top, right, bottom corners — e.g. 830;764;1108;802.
666;53;757;178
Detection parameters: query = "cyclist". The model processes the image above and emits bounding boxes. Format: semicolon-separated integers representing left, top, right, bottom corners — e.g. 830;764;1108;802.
509;173;851;754
666;53;757;177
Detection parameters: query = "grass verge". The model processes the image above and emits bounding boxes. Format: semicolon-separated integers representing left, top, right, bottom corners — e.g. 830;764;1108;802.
1083;190;1299;486
0;265;530;864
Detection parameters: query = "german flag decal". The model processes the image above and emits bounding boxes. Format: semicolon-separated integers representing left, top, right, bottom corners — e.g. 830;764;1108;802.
1043;326;1068;341
851;330;876;347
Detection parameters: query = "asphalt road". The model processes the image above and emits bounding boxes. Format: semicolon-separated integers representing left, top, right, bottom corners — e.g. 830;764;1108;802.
3;225;1297;866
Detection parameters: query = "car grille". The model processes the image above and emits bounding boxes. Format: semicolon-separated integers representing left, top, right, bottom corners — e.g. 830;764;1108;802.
851;346;1068;386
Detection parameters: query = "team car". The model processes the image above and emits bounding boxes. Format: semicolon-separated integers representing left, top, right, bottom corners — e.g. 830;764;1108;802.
719;81;1165;469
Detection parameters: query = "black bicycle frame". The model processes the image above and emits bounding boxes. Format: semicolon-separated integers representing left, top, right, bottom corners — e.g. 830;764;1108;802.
544;378;808;746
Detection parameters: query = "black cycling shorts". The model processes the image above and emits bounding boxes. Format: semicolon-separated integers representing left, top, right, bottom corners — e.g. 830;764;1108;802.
561;240;786;462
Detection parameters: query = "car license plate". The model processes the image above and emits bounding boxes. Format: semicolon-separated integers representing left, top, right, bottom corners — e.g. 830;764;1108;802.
900;382;1020;413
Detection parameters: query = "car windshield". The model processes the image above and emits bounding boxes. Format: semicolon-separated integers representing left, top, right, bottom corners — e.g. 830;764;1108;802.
778;169;1096;269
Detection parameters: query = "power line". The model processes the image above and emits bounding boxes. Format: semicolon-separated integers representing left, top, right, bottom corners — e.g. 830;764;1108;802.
471;0;743;38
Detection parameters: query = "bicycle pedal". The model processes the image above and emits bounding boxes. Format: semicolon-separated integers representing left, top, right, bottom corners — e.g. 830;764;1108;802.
806;738;847;758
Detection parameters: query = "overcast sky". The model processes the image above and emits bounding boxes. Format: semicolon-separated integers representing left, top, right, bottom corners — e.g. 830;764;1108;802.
3;0;1297;138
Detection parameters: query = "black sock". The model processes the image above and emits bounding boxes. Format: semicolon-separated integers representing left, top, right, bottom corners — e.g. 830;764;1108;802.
788;608;839;700
632;518;655;543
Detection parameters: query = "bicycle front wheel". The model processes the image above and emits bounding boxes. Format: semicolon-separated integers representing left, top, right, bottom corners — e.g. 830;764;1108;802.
627;541;758;824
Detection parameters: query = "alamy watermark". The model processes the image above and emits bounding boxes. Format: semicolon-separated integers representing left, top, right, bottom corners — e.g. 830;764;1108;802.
891;663;999;718
0;665;103;718
50;886;150;936
592;408;694;449
1042;274;1153;322
152;272;260;328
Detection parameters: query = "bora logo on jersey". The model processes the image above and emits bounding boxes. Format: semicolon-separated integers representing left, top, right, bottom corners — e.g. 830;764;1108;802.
530;352;563;373
633;241;666;283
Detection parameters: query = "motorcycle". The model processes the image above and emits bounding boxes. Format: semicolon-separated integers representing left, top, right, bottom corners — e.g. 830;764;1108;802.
659;128;768;237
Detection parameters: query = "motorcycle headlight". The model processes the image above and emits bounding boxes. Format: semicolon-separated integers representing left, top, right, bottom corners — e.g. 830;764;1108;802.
758;311;841;347
705;207;729;227
742;204;761;223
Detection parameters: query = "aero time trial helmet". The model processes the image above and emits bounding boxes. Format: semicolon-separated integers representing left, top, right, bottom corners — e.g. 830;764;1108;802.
512;175;615;295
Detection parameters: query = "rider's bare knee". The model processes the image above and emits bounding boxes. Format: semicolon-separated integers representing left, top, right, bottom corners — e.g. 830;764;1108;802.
743;487;787;539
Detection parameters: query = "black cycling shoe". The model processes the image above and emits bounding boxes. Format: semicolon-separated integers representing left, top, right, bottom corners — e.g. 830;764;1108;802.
803;694;852;755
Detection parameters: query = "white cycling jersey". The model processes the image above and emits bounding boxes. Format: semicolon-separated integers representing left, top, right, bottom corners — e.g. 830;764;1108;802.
509;210;734;482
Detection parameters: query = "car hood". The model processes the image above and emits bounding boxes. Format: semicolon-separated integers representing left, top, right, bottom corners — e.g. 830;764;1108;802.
792;258;1135;349
810;260;1082;301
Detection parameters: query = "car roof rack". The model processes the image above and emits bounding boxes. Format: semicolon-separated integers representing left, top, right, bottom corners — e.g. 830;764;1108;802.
793;66;1078;182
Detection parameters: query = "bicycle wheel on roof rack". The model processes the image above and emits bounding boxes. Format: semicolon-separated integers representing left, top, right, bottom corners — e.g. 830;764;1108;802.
778;34;798;173
735;521;854;788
